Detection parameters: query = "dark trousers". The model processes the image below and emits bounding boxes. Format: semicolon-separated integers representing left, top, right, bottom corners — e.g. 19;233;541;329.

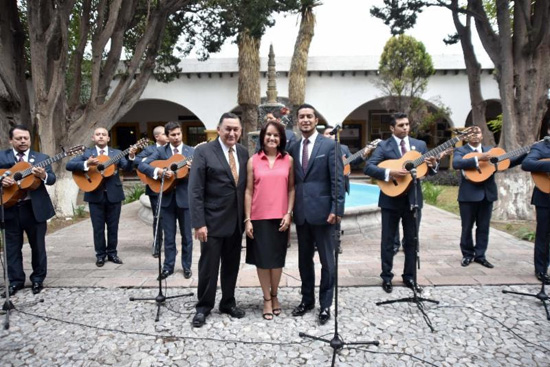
296;222;335;309
195;227;242;314
381;207;417;282
458;199;493;260
149;194;163;247
534;206;550;274
5;200;47;286
88;199;122;259
160;199;193;273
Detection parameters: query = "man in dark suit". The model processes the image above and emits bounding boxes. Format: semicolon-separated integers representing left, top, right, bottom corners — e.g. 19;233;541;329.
323;125;372;254
364;112;438;294
188;112;249;327
66;127;136;267
1;125;56;296
288;104;345;325
453;126;525;269
135;125;168;258
139;121;194;280
521;138;550;284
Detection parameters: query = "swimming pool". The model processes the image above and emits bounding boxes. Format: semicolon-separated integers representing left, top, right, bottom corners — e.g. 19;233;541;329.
346;182;380;208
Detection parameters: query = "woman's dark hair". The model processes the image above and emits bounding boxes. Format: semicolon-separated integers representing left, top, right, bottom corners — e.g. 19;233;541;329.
259;121;287;156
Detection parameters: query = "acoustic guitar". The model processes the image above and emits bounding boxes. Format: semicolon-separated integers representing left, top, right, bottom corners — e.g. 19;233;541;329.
376;128;473;197
531;158;550;194
0;145;86;207
72;138;149;192
343;139;381;176
142;154;193;193
463;141;540;183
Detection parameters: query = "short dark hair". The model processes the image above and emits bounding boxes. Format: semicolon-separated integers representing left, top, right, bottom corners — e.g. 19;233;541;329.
164;121;181;135
259;121;287;156
9;124;30;139
218;112;241;126
296;103;317;118
389;112;408;127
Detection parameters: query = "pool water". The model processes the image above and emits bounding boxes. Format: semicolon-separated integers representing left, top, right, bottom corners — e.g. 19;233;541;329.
345;182;380;207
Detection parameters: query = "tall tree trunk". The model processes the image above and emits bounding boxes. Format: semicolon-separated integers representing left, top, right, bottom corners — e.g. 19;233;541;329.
451;2;494;145
288;2;316;126
0;0;32;147
470;0;550;220
237;30;261;149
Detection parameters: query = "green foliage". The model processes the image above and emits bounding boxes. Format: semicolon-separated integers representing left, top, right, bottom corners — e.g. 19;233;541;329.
72;204;87;218
486;114;503;133
421;181;444;205
516;227;535;242
124;184;146;204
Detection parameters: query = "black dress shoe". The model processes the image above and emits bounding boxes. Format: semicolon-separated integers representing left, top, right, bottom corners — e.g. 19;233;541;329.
474;258;494;268
192;312;206;328
96;258;105;267
535;272;550;285
157;270;172;281
219;306;245;318
382;280;393;293
403;278;422;293
461;257;473;267
318;308;331;325
183;268;192;279
291;302;315;316
31;282;43;295
1;284;23;298
107;255;123;264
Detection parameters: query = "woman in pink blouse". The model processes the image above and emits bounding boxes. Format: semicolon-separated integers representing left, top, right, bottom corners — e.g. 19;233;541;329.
245;121;295;320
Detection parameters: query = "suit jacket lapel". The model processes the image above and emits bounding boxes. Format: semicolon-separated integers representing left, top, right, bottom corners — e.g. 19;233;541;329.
389;138;401;158
305;135;323;177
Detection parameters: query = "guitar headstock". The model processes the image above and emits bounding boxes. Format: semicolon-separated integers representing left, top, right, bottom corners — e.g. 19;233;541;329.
455;126;478;141
64;145;87;156
133;138;150;150
368;139;382;149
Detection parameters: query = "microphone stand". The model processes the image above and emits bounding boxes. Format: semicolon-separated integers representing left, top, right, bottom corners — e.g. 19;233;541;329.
376;165;439;332
299;127;379;367
130;170;192;322
0;181;15;329
502;230;549;320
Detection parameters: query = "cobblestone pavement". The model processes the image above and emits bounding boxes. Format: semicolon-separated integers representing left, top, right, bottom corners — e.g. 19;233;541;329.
1;200;548;366
1;285;549;366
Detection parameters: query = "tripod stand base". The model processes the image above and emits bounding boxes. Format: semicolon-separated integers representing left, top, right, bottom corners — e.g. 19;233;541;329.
2;300;14;311
299;332;379;366
130;290;193;322
502;288;550;321
377;289;439;332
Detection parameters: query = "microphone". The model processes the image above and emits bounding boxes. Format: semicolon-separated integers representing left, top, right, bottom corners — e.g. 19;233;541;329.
329;124;342;135
0;171;11;183
404;161;415;171
170;163;179;171
97;164;105;171
13;171;23;181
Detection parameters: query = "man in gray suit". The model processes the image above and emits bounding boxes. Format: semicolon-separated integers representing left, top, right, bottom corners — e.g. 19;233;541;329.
188;112;249;327
289;104;345;325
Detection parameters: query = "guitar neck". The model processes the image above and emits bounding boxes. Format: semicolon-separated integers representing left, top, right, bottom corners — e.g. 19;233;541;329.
19;151;68;179
343;149;364;165
412;136;462;168
103;147;133;168
175;156;192;170
498;140;541;162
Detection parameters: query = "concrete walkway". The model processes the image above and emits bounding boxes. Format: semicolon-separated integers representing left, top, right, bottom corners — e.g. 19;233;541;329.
36;199;539;290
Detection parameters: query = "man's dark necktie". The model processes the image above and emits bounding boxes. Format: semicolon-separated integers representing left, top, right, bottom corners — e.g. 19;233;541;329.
400;139;407;156
302;138;310;173
17;152;25;162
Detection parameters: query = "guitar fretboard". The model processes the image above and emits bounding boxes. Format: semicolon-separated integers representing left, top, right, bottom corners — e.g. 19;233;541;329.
497;140;541;162
18;152;70;179
411;135;463;168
